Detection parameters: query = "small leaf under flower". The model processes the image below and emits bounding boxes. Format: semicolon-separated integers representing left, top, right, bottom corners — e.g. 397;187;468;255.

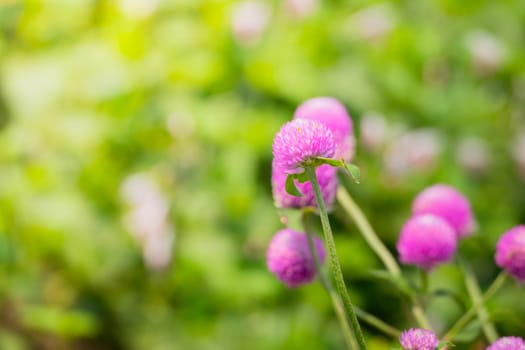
285;174;303;197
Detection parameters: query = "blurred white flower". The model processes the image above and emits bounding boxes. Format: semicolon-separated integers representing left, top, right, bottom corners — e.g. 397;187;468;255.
384;128;443;178
360;112;388;152
167;111;196;140
143;230;175;271
465;30;506;75
231;1;271;46
120;174;163;207
285;0;319;18
124;200;169;242
456;136;490;175
352;4;395;41
120;173;176;270
118;0;158;20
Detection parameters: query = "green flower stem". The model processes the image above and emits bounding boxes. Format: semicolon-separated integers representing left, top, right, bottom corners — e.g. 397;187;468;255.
306;167;368;350
302;212;358;350
443;271;507;341
336;187;432;330
421;270;429;295
303;212;401;341
353;307;401;338
454;257;500;343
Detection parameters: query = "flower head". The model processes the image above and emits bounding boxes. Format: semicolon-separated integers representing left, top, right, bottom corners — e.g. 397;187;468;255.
495;225;525;282
272;163;338;210
412;184;475;238
397;214;457;271
487;336;525;350
272;119;336;174
266;228;325;288
294;97;354;161
399;328;439;350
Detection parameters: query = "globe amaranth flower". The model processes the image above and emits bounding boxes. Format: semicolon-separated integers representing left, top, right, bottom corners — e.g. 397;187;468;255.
272;119;336;174
487;336;525;350
294;97;354;161
266;228;325;288
397;214;457;271
412;184;475;238
272;162;338;211
495;225;525;282
399;328;439;350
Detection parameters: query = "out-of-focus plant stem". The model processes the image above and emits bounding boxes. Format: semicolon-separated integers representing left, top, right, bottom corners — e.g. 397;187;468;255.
336;187;432;330
443;271;507;341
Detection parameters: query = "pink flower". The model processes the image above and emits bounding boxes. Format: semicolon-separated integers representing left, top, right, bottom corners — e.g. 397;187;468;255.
266;228;325;288
487;336;525;350
397;215;457;271
399;328;439;350
495;225;525;282
412;184;475;238
272;119;336;174
293;97;354;161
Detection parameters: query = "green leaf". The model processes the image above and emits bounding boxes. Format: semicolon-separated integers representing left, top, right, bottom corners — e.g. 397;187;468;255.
437;340;454;349
295;171;309;183
285;174;302;197
314;157;344;168
344;163;361;184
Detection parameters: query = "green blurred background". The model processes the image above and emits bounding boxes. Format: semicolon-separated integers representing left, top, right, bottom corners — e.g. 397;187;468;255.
0;0;524;349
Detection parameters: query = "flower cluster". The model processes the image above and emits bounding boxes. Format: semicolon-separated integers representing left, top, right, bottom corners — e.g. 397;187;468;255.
271;97;354;210
265;96;525;348
397;184;474;270
267;97;353;287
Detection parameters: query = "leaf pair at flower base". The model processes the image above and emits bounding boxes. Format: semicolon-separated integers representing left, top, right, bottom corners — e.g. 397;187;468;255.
284;158;361;197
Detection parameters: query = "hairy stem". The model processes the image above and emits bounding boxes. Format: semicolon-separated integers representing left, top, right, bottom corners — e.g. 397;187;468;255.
302;212;357;349
307;167;368;350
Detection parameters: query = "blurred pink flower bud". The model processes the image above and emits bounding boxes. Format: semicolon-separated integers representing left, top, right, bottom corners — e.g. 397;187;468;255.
412;184;476;238
293;97;355;161
397;214;457;271
231;1;271;46
495;225;525;282
267;228;325;288
487;336;525;350
285;0;319;18
353;4;395;41
359;112;387;153
383;128;442;178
